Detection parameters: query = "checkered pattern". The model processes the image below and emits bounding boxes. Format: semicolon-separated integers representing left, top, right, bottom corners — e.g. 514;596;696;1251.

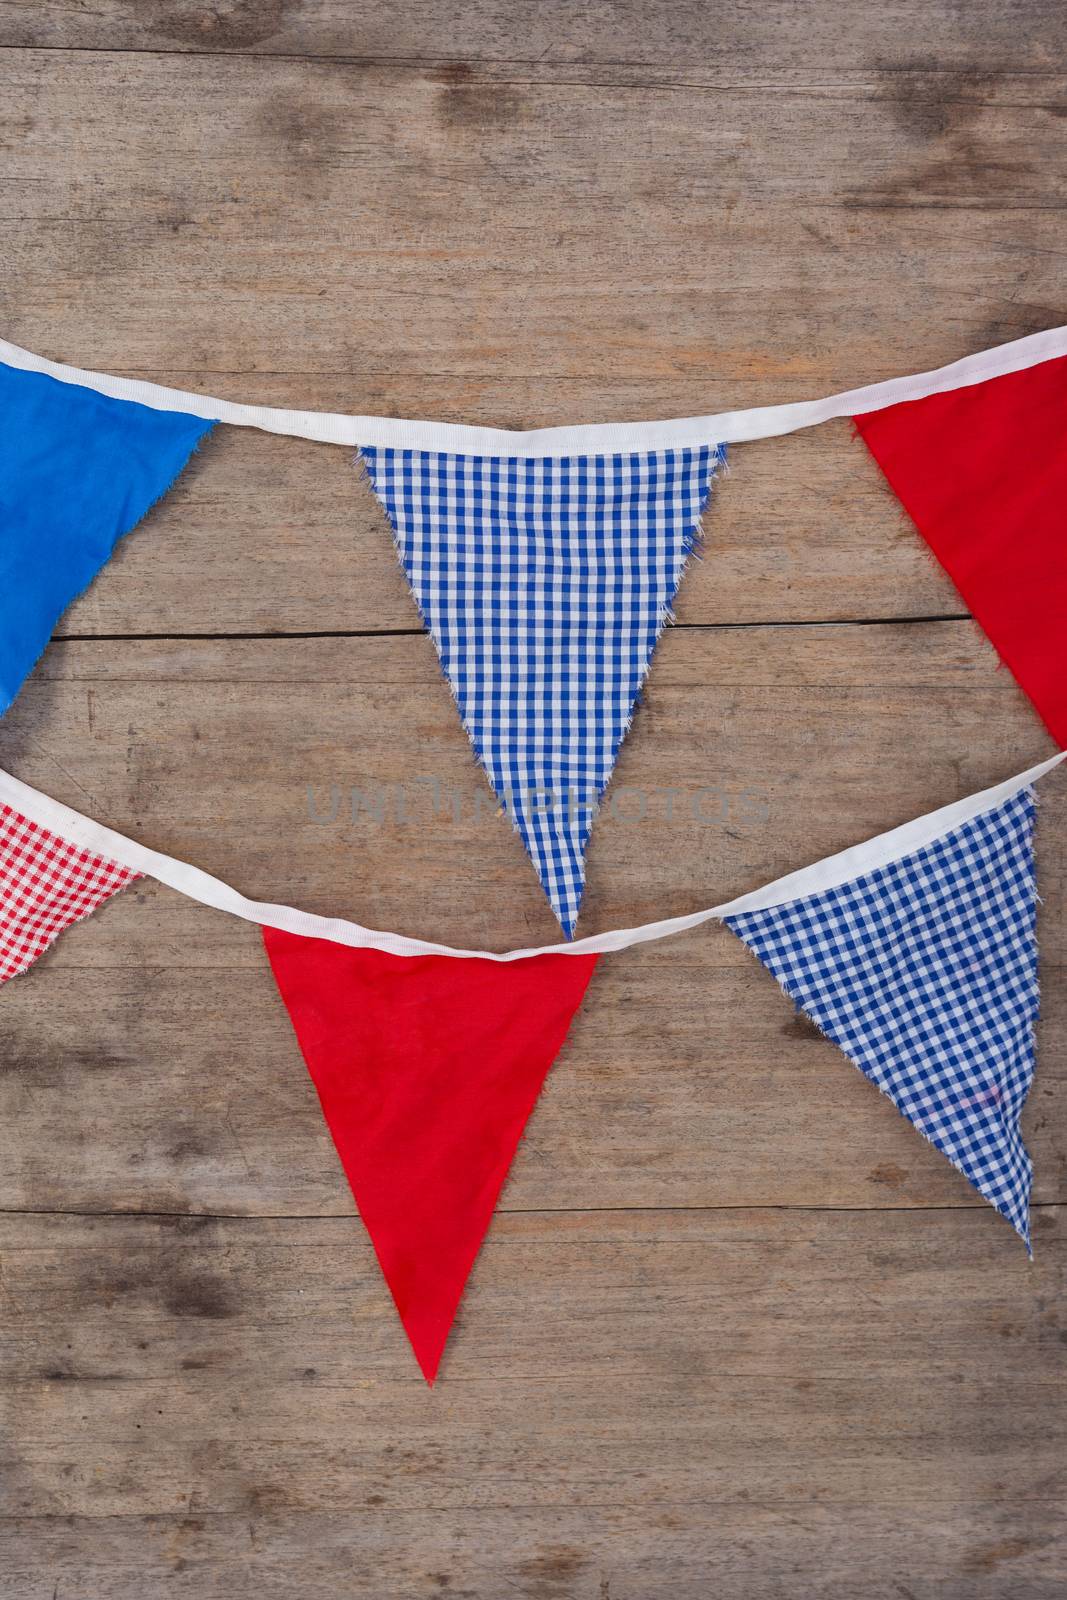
0;803;139;982
359;445;725;935
725;790;1040;1242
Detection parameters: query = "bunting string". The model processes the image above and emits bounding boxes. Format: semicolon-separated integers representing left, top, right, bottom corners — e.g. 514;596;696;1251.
3;320;1067;1377
3;324;1066;451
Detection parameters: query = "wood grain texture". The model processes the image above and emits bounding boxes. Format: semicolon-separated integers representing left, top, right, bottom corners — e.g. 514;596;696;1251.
1;6;1066;1596
2;627;1061;945
1;0;1064;74
0;1208;1064;1597
1;51;1064;383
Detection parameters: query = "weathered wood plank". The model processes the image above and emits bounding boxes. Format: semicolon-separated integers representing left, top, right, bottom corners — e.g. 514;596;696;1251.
1;0;1063;76
1;1208;1064;1446
0;1209;1063;1595
0;629;1061;1217
1;52;1063;383
47;417;965;635
1;1503;1062;1600
2;49;1060;641
3;1207;1060;1388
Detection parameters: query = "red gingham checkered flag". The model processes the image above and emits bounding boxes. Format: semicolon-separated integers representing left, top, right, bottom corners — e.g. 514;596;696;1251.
0;803;139;983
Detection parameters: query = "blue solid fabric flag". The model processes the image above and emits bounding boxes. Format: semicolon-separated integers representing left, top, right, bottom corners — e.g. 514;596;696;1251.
360;445;724;935
0;362;215;715
725;790;1040;1243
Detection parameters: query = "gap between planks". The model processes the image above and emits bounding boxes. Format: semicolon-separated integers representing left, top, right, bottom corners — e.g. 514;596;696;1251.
50;615;973;644
0;1202;1062;1222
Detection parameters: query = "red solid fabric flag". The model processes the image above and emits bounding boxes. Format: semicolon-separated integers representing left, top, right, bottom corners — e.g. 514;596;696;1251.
262;930;599;1382
854;354;1067;747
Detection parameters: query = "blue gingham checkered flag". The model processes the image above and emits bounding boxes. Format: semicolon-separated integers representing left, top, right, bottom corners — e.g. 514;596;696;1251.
360;446;724;935
725;790;1040;1244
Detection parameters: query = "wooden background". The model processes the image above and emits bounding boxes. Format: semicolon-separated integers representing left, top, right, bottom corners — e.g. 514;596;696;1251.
1;4;1065;1595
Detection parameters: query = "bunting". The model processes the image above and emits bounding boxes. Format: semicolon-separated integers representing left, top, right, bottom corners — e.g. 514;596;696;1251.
360;445;724;935
1;324;1066;1376
0;360;214;715
0;756;1059;1378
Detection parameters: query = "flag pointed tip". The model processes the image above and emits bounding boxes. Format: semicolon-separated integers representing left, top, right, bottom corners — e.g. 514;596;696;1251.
0;803;140;984
398;1313;445;1384
388;1260;466;1384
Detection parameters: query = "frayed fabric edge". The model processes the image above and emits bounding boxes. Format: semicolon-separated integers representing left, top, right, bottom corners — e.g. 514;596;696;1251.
727;929;1036;1253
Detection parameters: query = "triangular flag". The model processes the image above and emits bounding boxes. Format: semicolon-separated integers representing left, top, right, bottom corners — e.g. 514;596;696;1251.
854;354;1067;746
0;803;140;982
724;789;1039;1243
0;360;214;715
262;930;599;1380
359;445;724;935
